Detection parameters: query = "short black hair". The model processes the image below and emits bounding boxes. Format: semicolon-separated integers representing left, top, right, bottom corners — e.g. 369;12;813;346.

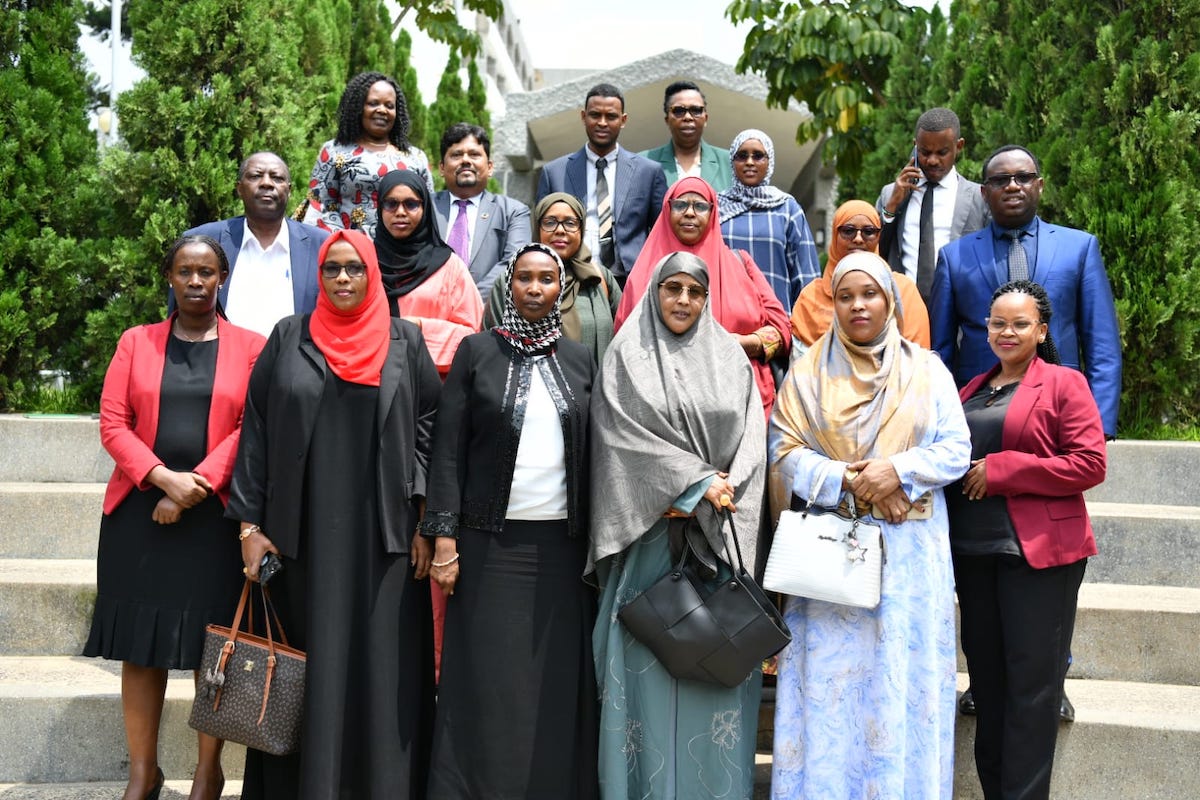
663;80;705;113
585;83;624;111
440;123;491;161
915;107;961;138
335;71;412;150
162;234;228;278
236;152;289;183
981;144;1043;179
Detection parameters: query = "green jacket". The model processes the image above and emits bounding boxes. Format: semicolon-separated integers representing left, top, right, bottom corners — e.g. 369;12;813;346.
639;140;733;192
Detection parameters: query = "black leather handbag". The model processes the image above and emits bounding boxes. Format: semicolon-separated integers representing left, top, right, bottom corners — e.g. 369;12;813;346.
618;509;791;687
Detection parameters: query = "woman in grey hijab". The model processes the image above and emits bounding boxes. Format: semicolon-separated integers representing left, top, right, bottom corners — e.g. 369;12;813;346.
589;251;766;800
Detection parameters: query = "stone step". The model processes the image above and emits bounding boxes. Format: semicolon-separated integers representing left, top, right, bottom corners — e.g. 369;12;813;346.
0;483;104;559
0;559;95;657
0;416;112;484
0;781;243;799
0;657;245;783
1088;501;1200;588
1085;440;1200;507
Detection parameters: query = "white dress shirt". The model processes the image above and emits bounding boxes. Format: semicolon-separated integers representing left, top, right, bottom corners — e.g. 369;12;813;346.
900;166;961;276
223;221;294;337
584;144;620;268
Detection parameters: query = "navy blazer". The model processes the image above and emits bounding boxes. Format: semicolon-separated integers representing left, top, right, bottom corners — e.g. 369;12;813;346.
433;189;531;300
931;217;1122;435
183;217;329;315
536;145;667;278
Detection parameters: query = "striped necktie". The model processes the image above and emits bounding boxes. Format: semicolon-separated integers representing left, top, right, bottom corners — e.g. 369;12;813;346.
595;157;615;267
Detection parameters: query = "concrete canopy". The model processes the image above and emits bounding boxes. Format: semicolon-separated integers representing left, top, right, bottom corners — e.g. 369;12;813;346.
493;48;833;237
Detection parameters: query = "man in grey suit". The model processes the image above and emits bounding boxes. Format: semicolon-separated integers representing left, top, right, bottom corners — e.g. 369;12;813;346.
536;83;667;284
433;122;531;299
183;151;329;336
876;107;990;303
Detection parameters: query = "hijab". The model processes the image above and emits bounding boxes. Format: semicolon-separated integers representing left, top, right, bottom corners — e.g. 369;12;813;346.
373;169;453;308
716;129;790;222
770;251;932;514
493;242;567;356
790;199;880;346
590;252;765;573
530;192;607;342
309;229;390;387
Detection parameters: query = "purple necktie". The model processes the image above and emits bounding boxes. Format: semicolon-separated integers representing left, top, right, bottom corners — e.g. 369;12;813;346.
447;199;470;262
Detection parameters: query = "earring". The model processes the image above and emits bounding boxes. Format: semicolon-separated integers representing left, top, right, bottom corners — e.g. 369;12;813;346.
1038;337;1045;343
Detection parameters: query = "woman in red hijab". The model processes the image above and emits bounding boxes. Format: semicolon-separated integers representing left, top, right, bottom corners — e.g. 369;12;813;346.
228;229;442;799
615;176;790;417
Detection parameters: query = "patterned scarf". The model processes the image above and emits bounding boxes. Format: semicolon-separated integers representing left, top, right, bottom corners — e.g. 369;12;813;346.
717;129;791;222
493;242;567;356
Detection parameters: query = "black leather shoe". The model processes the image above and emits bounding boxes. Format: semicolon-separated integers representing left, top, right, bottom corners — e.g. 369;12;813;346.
957;688;977;716
1060;692;1075;723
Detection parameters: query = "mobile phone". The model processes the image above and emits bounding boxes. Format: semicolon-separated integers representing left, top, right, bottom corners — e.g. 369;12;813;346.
909;146;920;185
259;552;284;585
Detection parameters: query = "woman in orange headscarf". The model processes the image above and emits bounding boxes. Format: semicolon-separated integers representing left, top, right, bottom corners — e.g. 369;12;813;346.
791;200;929;351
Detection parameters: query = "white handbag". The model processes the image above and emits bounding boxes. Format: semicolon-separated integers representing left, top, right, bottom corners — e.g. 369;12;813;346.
763;463;885;609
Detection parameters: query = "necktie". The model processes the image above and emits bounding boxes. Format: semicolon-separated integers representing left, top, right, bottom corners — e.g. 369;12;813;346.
595;157;616;268
1007;230;1029;281
447;198;471;263
916;180;939;300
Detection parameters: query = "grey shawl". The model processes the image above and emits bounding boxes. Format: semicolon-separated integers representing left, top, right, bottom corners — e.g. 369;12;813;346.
588;252;766;574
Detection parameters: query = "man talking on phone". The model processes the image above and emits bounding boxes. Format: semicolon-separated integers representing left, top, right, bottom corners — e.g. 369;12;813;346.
876;108;990;303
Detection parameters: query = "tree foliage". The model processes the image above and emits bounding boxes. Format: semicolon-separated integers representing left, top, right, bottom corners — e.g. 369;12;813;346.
391;0;504;59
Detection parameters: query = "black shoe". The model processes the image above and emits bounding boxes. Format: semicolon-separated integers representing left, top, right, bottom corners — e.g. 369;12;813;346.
1060;692;1075;723
957;688;976;716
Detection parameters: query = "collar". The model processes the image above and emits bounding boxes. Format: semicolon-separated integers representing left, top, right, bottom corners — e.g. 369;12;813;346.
990;215;1041;240
918;165;959;190
240;218;290;253
585;144;620;165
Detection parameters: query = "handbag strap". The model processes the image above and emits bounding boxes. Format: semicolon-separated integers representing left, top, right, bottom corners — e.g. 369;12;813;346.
720;508;747;574
803;459;859;518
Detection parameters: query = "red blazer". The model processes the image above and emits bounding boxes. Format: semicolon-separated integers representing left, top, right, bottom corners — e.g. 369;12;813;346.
100;316;266;514
959;357;1107;569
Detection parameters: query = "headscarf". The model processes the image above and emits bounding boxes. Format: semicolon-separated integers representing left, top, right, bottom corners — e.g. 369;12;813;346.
309;229;390;387
590;252;766;574
530;192;607;342
716;129;790;222
770;251;932;515
373;169;453;308
790;199;880;346
493;242;567;356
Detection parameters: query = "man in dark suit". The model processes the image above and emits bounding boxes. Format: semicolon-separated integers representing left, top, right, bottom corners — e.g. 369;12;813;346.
184;152;328;336
876;108;990;302
931;144;1122;438
433;122;531;299
536;83;667;284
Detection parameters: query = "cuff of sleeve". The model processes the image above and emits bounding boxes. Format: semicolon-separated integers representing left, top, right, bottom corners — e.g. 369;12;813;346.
419;509;459;539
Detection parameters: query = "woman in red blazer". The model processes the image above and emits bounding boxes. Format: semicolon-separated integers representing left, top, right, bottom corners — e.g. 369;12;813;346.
946;280;1106;800
83;235;265;800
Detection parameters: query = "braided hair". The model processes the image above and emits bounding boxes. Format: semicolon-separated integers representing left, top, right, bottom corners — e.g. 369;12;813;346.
990;279;1061;365
162;234;230;319
334;71;412;151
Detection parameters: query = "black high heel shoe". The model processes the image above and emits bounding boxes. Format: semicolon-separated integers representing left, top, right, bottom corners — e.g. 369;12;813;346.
145;767;165;800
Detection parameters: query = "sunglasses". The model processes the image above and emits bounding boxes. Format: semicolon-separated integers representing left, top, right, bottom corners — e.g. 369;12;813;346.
659;280;708;301
380;197;423;213
732;150;769;163
668;105;707;119
669;199;713;215
320;263;368;279
837;224;882;240
983;172;1040;189
539;216;581;233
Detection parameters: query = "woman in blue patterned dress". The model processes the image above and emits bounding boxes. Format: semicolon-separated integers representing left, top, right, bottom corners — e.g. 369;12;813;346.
767;251;970;799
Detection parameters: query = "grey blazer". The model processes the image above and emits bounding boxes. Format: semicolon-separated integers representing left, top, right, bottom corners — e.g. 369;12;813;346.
433;190;531;300
876;176;991;278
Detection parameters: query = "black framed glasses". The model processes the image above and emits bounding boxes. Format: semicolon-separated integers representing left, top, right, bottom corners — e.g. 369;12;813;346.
732;150;769;163
658;280;708;301
669;199;713;215
320;263;368;279
539;216;581;233
983;172;1040;189
836;224;881;240
668;105;707;119
380;197;423;213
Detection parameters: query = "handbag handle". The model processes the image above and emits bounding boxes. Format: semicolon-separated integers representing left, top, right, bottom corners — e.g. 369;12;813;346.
802;459;859;518
720;507;748;575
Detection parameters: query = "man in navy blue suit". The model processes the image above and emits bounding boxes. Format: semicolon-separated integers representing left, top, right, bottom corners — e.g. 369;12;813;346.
931;145;1121;437
536;83;667;284
183;152;329;336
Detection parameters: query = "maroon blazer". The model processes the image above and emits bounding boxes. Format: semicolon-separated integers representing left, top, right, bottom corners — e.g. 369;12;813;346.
959;356;1107;569
100;315;266;514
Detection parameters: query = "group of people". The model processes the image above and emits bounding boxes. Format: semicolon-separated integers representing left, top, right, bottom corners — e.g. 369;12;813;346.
83;66;1119;800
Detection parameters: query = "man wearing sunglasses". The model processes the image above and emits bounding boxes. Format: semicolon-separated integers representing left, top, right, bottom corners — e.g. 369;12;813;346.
182;151;330;336
875;108;990;303
639;81;733;191
931;144;1121;439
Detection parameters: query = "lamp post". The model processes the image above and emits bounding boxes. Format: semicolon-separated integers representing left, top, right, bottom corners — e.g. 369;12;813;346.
108;0;121;141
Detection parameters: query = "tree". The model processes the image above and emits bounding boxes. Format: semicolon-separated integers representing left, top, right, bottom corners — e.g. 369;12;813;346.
395;28;426;151
391;0;504;59
727;0;918;178
423;52;476;187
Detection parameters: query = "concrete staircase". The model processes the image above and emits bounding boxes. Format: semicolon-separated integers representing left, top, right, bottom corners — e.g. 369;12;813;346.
2;416;1198;798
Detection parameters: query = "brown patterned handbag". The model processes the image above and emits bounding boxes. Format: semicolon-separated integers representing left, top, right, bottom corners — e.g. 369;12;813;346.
188;579;306;755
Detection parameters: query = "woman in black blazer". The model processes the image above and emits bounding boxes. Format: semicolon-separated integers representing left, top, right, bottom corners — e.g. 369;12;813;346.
228;229;441;800
422;243;598;799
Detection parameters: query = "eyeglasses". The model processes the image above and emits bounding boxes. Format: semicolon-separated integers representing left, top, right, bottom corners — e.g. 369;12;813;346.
732;150;769;163
380;197;423;213
539;215;581;233
320;263;368;279
669;199;712;215
669;105;707;119
837;224;881;240
983;172;1040;189
985;317;1040;333
658;281;708;301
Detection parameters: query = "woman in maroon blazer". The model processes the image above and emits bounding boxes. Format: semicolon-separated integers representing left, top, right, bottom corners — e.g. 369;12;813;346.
946;279;1106;800
84;235;265;800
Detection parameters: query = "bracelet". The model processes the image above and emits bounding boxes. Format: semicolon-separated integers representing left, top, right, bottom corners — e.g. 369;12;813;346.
239;525;260;541
431;553;460;568
880;209;896;223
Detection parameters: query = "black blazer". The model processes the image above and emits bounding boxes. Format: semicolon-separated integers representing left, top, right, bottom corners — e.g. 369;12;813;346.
420;331;594;539
227;315;441;557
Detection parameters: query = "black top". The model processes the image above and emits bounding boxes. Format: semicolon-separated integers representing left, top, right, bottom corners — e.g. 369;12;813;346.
947;381;1022;556
154;337;217;467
